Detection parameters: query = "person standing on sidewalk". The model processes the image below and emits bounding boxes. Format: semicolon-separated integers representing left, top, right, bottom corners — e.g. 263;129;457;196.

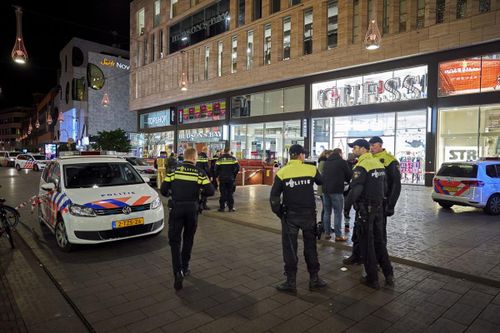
369;136;401;243
161;148;215;290
155;151;167;189
317;150;332;238
215;147;240;212
322;148;352;241
270;144;327;293
343;139;394;289
196;147;211;211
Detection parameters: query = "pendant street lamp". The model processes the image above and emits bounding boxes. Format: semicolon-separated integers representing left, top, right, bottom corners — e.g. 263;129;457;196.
47;113;53;125
11;6;29;64
101;92;110;107
364;19;382;50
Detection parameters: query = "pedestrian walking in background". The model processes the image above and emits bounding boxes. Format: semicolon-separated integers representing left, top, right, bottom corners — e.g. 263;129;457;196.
161;148;215;290
196;146;211;211
343;139;394;289
215;147;240;212
270;144;327;293
317;150;333;238
155;151;167;190
322;148;352;241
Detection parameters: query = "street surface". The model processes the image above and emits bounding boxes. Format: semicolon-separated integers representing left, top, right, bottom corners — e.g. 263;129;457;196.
1;167;500;332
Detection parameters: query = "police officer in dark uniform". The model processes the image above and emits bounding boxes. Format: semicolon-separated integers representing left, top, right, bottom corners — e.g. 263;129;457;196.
343;139;394;289
215;147;240;212
369;136;401;242
270;144;327;293
196;147;211;211
161;148;215;290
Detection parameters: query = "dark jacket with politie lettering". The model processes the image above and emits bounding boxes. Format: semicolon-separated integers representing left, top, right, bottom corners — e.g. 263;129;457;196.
161;161;214;202
270;159;322;216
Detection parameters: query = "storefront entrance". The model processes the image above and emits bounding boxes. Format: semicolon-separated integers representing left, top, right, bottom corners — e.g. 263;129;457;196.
178;126;226;157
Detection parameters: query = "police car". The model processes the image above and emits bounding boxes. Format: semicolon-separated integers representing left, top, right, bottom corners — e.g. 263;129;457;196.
15;153;49;171
38;155;164;251
432;159;500;215
124;157;157;187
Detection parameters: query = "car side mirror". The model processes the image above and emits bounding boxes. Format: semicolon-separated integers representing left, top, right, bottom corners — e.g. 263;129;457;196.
41;183;56;192
142;176;151;183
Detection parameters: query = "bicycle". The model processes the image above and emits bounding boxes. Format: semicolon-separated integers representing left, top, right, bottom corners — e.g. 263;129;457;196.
0;187;21;249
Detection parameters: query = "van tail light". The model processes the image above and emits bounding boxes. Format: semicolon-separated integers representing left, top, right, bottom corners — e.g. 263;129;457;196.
462;180;484;187
433;178;439;185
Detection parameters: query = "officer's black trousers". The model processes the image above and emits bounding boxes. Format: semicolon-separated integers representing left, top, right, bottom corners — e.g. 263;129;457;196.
219;181;234;209
168;202;198;274
358;205;393;282
281;213;320;275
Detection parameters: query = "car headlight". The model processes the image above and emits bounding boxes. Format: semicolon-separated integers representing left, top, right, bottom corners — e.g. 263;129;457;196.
69;204;96;217
150;197;162;210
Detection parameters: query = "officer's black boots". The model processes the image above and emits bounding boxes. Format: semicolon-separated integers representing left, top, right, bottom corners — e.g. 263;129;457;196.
309;273;327;291
174;272;184;290
276;274;297;293
342;255;360;265
360;276;380;290
385;274;395;287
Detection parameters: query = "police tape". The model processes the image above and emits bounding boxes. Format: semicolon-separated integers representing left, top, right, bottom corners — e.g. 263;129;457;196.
15;189;56;212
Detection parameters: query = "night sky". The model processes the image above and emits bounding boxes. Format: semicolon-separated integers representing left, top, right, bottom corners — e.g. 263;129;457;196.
0;1;130;109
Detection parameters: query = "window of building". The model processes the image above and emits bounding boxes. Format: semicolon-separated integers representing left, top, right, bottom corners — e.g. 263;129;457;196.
283;17;291;60
416;0;425;28
247;30;254;69
436;0;445;23
270;0;280;15
137;8;145;35
383;0;389;34
456;0;467;19
190;0;200;7
399;0;407;32
72;78;85;101
238;0;245;27
136;42;141;66
171;0;178;18
253;0;262;21
65;82;70;104
87;64;105;90
327;0;338;49
72;47;84;67
231;36;237;73
159;29;164;58
144;39;148;65
304;9;313;55
479;0;491;13
367;0;374;26
264;24;272;65
352;1;360;43
217;41;223;77
152;34;156;62
290;0;301;6
154;0;161;27
479;105;500;158
204;46;210;80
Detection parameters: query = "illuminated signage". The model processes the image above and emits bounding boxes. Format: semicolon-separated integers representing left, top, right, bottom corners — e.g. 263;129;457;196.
100;57;130;71
178;127;222;141
140;110;171;129
312;66;428;110
445;146;478;162
178;100;226;124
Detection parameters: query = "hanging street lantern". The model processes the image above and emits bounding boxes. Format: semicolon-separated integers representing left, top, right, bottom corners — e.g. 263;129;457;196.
364;19;382;50
11;6;29;64
101;92;110;107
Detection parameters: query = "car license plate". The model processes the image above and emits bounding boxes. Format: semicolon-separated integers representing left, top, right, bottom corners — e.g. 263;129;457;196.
112;218;144;229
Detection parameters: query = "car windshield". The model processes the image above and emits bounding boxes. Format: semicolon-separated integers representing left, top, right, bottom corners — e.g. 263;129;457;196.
127;158;150;166
32;155;46;161
437;164;478;178
64;162;145;188
9;152;20;157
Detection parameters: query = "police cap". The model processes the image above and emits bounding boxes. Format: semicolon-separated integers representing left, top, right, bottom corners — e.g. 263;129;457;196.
289;144;305;157
347;139;370;150
368;136;383;144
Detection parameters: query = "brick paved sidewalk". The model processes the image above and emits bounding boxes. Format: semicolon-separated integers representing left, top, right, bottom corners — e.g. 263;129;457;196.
10;212;500;333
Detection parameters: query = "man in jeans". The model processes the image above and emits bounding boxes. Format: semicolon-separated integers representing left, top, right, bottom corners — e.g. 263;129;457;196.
322;148;352;241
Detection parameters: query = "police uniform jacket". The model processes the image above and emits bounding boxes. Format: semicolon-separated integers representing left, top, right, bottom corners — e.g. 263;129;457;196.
344;152;386;209
372;150;401;210
270;159;322;216
196;152;211;177
161;161;215;201
214;154;240;182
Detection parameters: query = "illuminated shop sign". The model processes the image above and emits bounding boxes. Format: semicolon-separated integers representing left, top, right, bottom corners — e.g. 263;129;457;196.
438;54;500;96
444;146;478;162
140;110;171;129
178;100;226;124
311;66;428;110
178;127;222;141
100;58;130;70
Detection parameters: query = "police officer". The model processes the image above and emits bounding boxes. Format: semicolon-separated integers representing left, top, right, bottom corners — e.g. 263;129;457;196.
161;148;215;290
196;147;211;211
155;151;167;190
343;139;394;289
215;147;240;212
369;136;401;242
270;144;327;293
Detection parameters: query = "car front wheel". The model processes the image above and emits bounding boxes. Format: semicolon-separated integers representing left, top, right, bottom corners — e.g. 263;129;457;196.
55;217;73;252
33;164;39;172
15;164;21;171
438;201;454;209
485;194;500;216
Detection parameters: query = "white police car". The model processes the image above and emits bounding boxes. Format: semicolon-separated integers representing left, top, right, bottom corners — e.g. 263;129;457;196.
38;155;164;251
15;153;49;171
432;159;500;215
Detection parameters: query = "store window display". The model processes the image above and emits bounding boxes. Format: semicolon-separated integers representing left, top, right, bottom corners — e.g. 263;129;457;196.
395;111;426;185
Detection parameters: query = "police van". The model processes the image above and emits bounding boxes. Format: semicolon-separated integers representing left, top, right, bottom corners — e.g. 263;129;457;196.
38;155;164;251
432;159;500;215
